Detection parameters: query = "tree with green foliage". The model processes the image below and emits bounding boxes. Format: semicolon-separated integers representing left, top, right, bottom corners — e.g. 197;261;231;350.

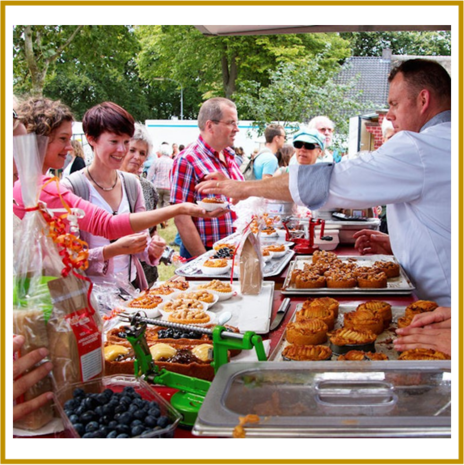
341;31;451;57
236;56;372;150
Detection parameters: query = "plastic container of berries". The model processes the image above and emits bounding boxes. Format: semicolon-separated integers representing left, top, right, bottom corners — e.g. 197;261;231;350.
55;375;182;438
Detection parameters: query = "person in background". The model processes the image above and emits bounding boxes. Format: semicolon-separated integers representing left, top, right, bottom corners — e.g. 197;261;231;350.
379;118;396;233
307;116;342;163
148;142;173;210
170;97;243;259
172;143;179;159
233;146;244;167
178;144;185;153
120;122;166;286
253;124;286;179
62;139;86;178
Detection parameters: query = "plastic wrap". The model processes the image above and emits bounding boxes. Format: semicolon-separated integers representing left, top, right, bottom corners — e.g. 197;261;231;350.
13;134;103;430
232;197;268;234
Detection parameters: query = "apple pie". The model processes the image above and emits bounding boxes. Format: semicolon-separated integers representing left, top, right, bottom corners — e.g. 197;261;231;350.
282;344;332;361
285;318;328;345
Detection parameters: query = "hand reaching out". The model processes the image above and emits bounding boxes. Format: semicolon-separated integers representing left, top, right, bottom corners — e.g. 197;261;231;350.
352;229;393;255
148;233;166;261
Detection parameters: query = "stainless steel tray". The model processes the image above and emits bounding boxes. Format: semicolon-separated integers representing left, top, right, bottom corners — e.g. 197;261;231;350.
175;248;295;279
270;302;404;361
193;361;451;438
281;254;415;295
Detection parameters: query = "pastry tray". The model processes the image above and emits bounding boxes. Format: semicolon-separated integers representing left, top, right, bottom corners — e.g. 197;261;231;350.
281;254;415;296
270;302;405;361
175;248;295;279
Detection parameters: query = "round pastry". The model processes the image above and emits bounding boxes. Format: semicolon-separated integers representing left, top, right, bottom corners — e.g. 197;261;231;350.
184;290;216;304
405;300;438;317
197;280;234;301
356;301;392;329
325;271;357;289
328;328;377;355
165;279;190;291
167;309;211;325
282;344;332;361
308;297;340;318
265;244;286;253
373;260;400;278
398;348;451;360
343;309;384;335
297;305;335;330
162;298;207;313
295;273;326;289
128;294;163;309
356;271;388;288
148;285;178;297
285;318;328;346
213;243;237;253
303;262;330;275
397;314;413;329
201;258;230;275
198;197;228;211
312;250;338;264
338;350;388;361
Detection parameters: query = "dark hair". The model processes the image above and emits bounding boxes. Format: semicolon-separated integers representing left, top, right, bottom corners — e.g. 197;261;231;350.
17;97;74;137
388;59;451;102
83;101;135;140
179;144;185;151
265;124;285;144
276;143;295;168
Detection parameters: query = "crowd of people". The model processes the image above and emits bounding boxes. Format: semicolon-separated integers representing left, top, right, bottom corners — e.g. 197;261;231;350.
12;58;452;424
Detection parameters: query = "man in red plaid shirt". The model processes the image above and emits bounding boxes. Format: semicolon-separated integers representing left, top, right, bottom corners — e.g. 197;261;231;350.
171;97;244;259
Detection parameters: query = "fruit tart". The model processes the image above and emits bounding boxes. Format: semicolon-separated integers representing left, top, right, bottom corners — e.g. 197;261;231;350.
308;297;340;318
373;260;401;278
128;293;163;309
356;271;388;288
297;304;335;330
338;350;388;361
167;309;211;325
328;327;377;355
398;348;450;360
282;344;332;361
285;318;328;346
343;309;384;335
356;301;392;329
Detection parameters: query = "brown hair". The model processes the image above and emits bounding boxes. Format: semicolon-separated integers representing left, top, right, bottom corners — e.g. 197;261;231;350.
276;143;295;168
264;124;285;144
83;101;135;140
17;97;74;137
388;59;451;103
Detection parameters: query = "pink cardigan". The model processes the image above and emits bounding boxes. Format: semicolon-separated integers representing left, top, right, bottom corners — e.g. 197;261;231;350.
13;176;133;240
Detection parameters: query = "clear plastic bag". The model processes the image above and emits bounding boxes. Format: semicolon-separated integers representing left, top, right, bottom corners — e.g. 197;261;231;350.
237;229;264;295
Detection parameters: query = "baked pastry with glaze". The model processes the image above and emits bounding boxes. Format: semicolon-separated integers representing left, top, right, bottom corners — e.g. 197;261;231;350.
312;250;338;264
356;301;392;329
328;328;377;355
295;273;326;289
282;344;332;361
197;279;232;293
128;293;163;309
398;348;450;360
405;300;438;317
338;350;388;361
344;309;384;335
167;309;210;325
308;297;339;318
373;260;400;278
297;304;335;330
264;244;286;253
163;298;206;313
325;271;357;289
357;271;388;288
285;318;328;345
148;285;178;297
184;290;215;304
203;258;228;268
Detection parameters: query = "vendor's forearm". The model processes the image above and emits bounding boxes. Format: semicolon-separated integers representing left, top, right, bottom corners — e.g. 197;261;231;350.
243;174;293;201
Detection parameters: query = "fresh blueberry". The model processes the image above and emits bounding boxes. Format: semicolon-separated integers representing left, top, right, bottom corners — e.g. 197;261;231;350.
144;415;157;427
73;423;85;437
74;405;86;417
107;420;118;430
115;424;130;435
102;403;115;416
131;425;145;437
157;416;170;428
98;426;109;437
68;414;80;424
82;432;96;438
85;421;100;433
106;430;118;438
64;399;79;411
83;396;97;411
79;411;97;424
73;388;86;399
133;409;146;421
94;406;104;417
131;419;143;427
116;433;129;438
148;407;160;418
118;412;133;425
114;404;127;415
96;393;109;405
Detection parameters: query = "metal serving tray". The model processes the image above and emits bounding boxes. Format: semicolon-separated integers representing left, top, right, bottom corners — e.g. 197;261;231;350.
270;303;405;361
281;254;415;296
192;361;451;438
175;248;295;279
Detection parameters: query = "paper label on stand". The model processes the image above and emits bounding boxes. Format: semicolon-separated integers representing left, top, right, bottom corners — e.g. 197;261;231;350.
65;308;102;382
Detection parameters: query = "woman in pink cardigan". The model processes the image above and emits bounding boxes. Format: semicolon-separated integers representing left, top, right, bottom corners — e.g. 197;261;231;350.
13;98;224;289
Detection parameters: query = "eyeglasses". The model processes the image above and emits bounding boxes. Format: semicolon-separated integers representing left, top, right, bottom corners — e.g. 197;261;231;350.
293;141;320;150
211;120;240;128
280;134;287;140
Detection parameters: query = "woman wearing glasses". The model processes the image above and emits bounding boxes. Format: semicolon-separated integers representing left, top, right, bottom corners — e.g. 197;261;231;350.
292;130;326;166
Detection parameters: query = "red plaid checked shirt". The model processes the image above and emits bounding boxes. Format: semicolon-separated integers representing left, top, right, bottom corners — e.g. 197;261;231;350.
170;135;244;248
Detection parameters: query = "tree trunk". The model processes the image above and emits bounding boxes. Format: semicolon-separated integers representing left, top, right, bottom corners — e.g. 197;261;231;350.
221;46;238;99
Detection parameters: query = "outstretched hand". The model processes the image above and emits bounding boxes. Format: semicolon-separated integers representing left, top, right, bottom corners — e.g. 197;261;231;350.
353;229;393;255
186;203;229;219
196;172;246;203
